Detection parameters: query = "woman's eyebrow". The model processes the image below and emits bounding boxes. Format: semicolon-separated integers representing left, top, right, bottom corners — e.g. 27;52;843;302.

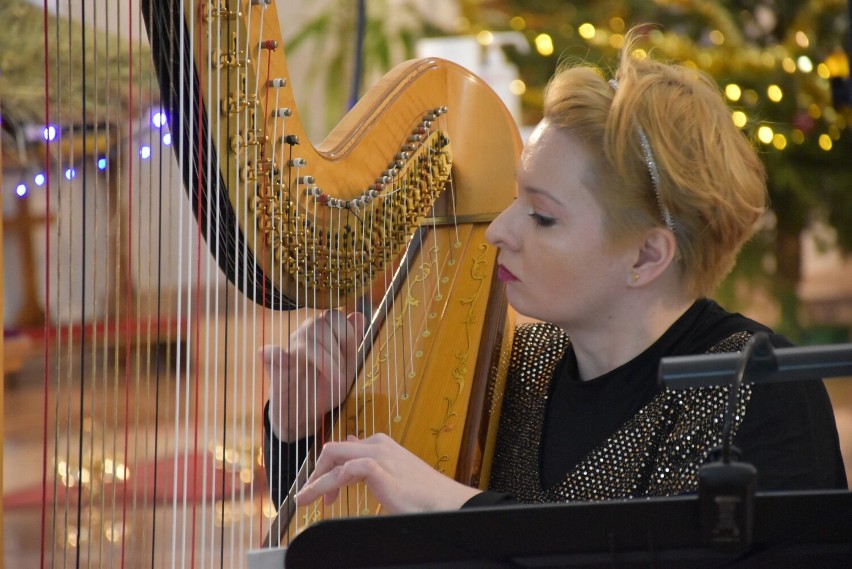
523;186;566;208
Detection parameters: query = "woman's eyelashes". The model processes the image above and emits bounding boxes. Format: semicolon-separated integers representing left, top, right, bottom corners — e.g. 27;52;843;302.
527;208;557;227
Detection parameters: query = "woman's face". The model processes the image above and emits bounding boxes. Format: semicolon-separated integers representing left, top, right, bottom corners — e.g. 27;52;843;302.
486;120;634;331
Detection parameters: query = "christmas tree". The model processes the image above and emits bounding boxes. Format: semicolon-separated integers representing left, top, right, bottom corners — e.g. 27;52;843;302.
463;0;852;340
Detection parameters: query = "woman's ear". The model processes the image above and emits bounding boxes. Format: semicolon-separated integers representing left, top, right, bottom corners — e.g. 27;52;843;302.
629;228;678;285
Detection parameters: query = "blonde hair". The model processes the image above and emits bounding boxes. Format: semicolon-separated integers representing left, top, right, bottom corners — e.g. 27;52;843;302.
542;29;767;297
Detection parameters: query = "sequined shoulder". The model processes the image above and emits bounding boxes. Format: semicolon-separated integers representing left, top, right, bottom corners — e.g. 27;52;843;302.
489;327;758;502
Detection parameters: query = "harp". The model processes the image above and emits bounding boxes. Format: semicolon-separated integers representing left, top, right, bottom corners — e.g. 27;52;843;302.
8;0;519;565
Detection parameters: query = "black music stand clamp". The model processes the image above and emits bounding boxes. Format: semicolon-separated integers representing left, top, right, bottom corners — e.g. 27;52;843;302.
659;332;852;552
695;333;771;551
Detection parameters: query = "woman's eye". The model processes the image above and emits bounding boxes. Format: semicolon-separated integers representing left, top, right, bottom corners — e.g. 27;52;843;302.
527;208;556;227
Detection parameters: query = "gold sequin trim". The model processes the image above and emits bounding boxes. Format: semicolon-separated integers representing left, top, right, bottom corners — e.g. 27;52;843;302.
489;324;753;502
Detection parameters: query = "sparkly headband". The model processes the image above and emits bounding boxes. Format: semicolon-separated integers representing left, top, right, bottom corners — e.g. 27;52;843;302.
608;79;676;232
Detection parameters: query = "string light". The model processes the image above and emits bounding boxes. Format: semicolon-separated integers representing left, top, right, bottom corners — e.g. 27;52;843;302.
725;83;742;101
43;125;57;141
34;172;46;186
708;30;725;46
742;89;759;105
767;84;783;102
609;17;625;33
577;23;595;40
509;16;525;31
476;30;494;45
151;109;168;128
782;57;797;73
15;182;28;197
534;33;554;56
797;55;814;73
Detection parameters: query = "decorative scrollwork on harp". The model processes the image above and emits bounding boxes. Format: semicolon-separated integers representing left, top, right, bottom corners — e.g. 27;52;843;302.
141;0;522;554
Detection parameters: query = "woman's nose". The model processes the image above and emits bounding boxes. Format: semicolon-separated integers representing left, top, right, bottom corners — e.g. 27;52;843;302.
486;202;518;251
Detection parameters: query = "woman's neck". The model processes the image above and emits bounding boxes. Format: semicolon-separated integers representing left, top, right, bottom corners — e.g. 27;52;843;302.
567;293;696;381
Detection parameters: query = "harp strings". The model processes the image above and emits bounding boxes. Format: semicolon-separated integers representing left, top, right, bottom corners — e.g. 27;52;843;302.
38;0;463;564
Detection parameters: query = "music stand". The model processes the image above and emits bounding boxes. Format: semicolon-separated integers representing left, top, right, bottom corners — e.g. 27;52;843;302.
280;491;852;568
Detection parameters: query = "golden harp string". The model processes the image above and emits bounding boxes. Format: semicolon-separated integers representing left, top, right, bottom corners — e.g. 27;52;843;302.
28;0;520;565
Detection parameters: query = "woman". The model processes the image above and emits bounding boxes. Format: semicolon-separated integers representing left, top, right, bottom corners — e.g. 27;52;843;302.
263;29;846;514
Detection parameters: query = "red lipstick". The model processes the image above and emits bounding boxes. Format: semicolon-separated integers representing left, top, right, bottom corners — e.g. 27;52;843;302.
497;264;519;282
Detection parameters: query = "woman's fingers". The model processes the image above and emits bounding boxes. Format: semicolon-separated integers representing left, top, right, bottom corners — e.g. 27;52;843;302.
295;457;391;507
260;310;367;440
294;434;483;513
309;312;359;394
294;438;390;506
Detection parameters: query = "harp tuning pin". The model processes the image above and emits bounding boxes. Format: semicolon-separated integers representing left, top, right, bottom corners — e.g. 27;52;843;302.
369;188;381;197
420;120;432;129
282;134;300;145
382;168;397;177
414;126;427;135
289;158;306;167
423;112;437;121
268;78;287;88
407;134;422;143
297;176;315;185
403;144;417;152
436;106;448;115
272;108;293;118
395;151;409;161
307;187;323;196
262;40;279;50
375;175;390;184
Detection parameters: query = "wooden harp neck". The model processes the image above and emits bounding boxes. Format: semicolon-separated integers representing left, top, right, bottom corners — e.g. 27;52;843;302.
143;0;521;309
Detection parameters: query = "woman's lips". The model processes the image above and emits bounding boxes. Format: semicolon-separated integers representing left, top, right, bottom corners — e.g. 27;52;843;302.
497;264;519;282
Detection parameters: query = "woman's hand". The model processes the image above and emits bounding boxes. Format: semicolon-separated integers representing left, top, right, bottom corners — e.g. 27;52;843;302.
294;433;482;514
261;310;366;442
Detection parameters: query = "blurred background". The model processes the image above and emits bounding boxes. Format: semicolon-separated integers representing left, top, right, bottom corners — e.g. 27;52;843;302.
2;0;851;566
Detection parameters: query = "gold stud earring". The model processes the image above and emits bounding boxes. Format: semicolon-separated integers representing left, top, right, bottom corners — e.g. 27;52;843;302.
629;271;639;285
